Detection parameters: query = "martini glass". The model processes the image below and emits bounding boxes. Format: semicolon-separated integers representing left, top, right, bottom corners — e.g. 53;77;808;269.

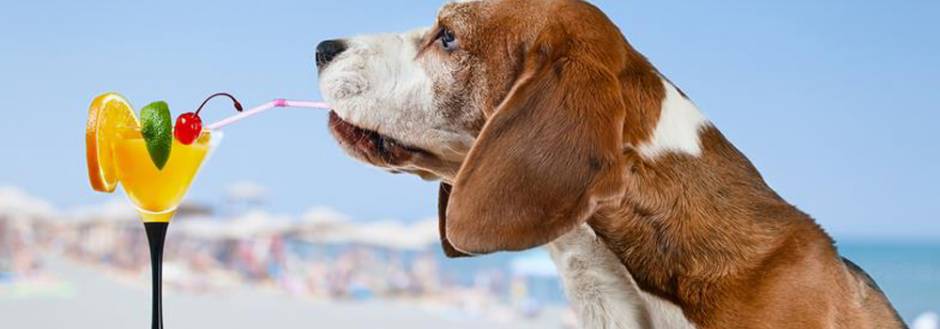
87;93;327;328
112;128;221;329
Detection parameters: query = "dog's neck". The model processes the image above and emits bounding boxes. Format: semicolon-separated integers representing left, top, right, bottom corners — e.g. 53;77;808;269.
591;76;835;324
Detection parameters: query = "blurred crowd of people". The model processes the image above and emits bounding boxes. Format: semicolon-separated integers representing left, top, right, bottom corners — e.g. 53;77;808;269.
61;218;451;299
0;197;57;285
0;186;574;326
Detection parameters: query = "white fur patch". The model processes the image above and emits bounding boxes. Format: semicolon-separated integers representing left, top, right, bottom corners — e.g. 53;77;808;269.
637;80;709;159
548;225;695;329
641;292;697;329
318;28;474;161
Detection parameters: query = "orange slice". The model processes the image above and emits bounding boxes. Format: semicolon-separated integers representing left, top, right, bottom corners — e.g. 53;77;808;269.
86;93;140;192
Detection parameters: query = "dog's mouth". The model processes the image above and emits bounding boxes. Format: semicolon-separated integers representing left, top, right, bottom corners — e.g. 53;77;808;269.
329;113;469;258
327;111;432;169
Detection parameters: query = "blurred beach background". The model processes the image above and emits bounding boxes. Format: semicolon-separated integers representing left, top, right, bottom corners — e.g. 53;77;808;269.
1;0;938;328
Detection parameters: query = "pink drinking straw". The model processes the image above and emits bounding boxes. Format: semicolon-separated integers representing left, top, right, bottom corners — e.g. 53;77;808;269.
206;99;330;130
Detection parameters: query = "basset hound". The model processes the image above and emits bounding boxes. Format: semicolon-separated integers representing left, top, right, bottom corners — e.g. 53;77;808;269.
316;0;907;328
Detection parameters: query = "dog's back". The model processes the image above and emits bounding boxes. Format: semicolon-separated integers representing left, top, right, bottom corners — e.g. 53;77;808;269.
843;258;908;328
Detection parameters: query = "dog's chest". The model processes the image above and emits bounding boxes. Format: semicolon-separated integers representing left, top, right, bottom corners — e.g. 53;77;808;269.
547;225;696;329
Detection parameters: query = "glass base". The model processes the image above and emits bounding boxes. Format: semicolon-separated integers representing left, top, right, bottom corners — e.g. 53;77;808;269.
144;222;168;329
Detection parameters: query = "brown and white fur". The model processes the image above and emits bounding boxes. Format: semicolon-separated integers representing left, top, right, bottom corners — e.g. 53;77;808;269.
316;0;906;328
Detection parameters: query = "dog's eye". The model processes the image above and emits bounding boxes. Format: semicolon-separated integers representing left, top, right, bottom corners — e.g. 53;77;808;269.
438;28;458;51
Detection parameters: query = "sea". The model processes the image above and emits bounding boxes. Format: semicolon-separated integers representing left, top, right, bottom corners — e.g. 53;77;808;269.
840;242;940;322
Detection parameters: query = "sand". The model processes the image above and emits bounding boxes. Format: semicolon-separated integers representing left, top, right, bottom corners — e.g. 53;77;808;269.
0;258;567;329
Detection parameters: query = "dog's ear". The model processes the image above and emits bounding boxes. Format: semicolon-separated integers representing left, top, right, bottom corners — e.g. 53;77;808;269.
443;27;627;255
438;183;470;258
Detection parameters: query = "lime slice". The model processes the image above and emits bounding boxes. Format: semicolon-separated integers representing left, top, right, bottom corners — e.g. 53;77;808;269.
140;101;173;170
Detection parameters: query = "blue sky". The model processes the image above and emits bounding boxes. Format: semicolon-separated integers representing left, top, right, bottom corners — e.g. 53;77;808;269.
1;0;937;240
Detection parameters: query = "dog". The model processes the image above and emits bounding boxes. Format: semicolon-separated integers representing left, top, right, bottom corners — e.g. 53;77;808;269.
316;0;906;328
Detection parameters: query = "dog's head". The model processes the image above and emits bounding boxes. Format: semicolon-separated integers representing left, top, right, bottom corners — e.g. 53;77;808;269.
318;0;667;256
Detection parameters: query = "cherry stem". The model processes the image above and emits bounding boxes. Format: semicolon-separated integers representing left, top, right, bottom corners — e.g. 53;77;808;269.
194;92;243;116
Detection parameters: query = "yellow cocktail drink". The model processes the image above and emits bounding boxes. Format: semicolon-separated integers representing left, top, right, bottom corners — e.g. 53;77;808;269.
113;130;214;223
86;92;232;329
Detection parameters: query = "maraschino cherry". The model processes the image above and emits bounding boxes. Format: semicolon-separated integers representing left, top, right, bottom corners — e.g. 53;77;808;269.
175;93;243;144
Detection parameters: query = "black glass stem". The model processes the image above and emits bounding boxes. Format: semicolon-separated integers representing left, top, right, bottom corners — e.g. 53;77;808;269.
144;222;168;329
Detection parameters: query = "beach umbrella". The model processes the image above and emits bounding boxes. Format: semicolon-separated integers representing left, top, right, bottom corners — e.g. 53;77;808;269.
300;206;351;226
174;217;231;240
510;251;559;278
223;209;294;239
294;216;439;251
67;200;137;225
914;312;939;329
225;181;269;205
0;186;58;222
348;218;439;250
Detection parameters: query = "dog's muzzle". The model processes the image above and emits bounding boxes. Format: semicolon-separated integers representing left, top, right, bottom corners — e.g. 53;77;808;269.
316;39;347;69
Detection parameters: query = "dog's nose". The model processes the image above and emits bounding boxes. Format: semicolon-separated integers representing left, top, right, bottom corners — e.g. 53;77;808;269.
316;39;347;68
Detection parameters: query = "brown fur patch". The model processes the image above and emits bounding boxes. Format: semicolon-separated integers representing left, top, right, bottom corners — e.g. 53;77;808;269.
427;1;905;328
587;127;905;328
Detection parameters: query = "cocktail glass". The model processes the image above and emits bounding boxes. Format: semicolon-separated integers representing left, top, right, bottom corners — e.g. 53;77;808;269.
87;93;327;328
112;128;221;329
